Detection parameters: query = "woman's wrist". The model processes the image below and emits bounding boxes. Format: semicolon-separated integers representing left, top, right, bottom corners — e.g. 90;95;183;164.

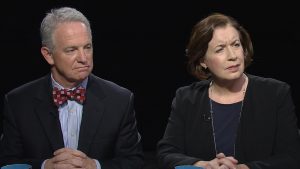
193;160;207;167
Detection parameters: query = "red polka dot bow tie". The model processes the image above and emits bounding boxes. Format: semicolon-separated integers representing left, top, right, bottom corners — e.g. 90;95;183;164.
52;86;86;106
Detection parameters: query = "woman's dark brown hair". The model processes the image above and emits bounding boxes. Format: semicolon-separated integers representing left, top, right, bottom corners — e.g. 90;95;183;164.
186;13;253;80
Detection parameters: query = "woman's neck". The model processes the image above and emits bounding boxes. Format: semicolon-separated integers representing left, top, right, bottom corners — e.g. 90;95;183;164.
209;74;248;104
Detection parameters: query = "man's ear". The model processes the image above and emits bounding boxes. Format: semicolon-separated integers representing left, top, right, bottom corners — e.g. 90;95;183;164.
41;47;54;65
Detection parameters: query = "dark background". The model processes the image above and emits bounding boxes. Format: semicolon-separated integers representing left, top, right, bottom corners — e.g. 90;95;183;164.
1;1;299;153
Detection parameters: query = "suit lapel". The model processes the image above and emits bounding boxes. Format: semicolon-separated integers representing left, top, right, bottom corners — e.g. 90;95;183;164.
34;75;64;151
78;75;105;153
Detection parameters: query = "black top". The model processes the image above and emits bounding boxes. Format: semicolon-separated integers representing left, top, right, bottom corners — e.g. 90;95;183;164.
211;100;242;156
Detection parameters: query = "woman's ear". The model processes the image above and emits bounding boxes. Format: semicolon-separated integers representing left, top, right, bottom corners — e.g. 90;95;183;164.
41;47;54;65
200;62;207;69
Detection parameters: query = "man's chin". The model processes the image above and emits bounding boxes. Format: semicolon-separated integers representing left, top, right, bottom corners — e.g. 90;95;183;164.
73;72;90;81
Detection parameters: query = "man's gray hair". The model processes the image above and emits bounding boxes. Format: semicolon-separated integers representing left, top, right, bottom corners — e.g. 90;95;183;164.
40;7;92;52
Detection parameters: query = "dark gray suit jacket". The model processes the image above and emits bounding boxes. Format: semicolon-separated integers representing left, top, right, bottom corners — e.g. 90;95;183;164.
157;74;300;169
0;74;144;169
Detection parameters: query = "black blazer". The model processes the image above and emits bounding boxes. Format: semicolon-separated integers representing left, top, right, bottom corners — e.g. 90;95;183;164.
0;74;144;169
157;74;300;169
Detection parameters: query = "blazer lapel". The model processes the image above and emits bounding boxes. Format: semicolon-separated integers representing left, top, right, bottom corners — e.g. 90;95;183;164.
234;74;252;161
34;75;64;151
78;75;105;153
194;80;217;157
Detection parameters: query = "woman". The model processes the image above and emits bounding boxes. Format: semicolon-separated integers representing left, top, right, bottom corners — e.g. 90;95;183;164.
157;13;300;169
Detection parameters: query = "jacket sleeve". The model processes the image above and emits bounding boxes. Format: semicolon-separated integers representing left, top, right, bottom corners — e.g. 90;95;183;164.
0;94;45;168
157;88;202;169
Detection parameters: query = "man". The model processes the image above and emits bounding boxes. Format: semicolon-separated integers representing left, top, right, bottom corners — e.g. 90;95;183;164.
0;7;143;169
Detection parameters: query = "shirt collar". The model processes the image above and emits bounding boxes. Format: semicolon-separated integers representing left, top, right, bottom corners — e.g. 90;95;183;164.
51;74;88;90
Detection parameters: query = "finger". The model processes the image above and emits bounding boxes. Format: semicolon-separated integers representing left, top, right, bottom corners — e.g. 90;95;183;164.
52;154;68;163
225;156;238;164
52;151;76;163
218;158;237;169
208;158;221;169
216;153;226;159
71;149;87;158
54;148;87;159
54;147;73;155
56;156;84;167
219;164;229;169
215;153;238;166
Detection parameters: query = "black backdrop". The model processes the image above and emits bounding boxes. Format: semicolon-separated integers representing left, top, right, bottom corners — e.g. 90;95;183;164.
1;1;299;151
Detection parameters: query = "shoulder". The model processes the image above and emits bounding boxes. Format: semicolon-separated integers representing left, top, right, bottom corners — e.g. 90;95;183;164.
175;80;210;100
6;75;49;98
176;80;210;93
88;74;132;97
248;74;290;91
247;74;291;101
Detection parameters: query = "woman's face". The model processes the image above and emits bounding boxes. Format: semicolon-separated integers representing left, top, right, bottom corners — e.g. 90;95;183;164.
201;24;245;81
